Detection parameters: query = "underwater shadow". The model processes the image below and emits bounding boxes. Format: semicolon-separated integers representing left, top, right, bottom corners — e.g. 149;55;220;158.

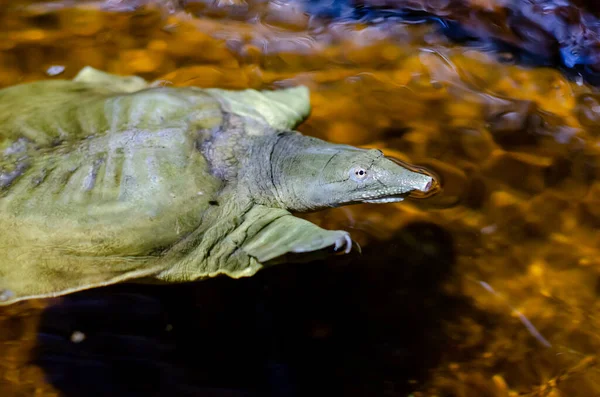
33;221;478;397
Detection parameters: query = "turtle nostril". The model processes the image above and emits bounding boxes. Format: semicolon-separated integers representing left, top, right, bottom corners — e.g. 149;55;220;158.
409;174;441;199
423;179;433;192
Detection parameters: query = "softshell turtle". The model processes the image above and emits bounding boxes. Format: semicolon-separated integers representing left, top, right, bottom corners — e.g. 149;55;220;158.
0;67;434;305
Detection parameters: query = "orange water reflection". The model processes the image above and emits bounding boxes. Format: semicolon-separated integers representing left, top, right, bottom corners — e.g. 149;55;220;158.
1;1;600;396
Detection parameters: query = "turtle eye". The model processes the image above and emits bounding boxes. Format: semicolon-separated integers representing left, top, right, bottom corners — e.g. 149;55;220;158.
350;166;368;181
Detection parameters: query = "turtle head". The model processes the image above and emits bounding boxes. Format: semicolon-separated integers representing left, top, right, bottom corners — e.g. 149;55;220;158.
295;145;435;209
322;148;435;205
251;133;436;212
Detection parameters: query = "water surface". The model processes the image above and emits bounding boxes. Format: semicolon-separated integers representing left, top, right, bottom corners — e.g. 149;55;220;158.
1;1;600;396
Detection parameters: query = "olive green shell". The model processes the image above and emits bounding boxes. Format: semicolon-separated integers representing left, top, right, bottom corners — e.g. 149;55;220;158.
0;67;314;304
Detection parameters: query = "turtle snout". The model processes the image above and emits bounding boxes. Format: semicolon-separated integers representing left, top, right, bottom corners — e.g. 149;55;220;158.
408;170;440;199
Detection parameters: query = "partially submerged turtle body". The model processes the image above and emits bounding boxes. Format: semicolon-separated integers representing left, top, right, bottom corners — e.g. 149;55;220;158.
0;67;434;305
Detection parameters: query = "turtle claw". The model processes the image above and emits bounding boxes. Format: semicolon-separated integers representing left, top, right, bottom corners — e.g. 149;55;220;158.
353;240;362;255
333;232;353;254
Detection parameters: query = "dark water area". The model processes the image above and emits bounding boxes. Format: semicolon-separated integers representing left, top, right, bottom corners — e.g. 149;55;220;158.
301;0;600;86
1;0;600;396
32;223;458;397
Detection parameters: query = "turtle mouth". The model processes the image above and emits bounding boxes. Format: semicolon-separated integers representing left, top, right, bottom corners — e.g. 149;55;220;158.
346;189;413;205
362;194;409;204
348;176;437;204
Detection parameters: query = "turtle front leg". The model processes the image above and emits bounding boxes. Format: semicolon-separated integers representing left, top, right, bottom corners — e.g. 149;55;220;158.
240;206;353;262
153;204;354;283
209;207;354;271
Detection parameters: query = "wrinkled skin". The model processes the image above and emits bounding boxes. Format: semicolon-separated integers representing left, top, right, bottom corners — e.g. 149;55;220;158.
243;132;432;211
0;67;435;305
